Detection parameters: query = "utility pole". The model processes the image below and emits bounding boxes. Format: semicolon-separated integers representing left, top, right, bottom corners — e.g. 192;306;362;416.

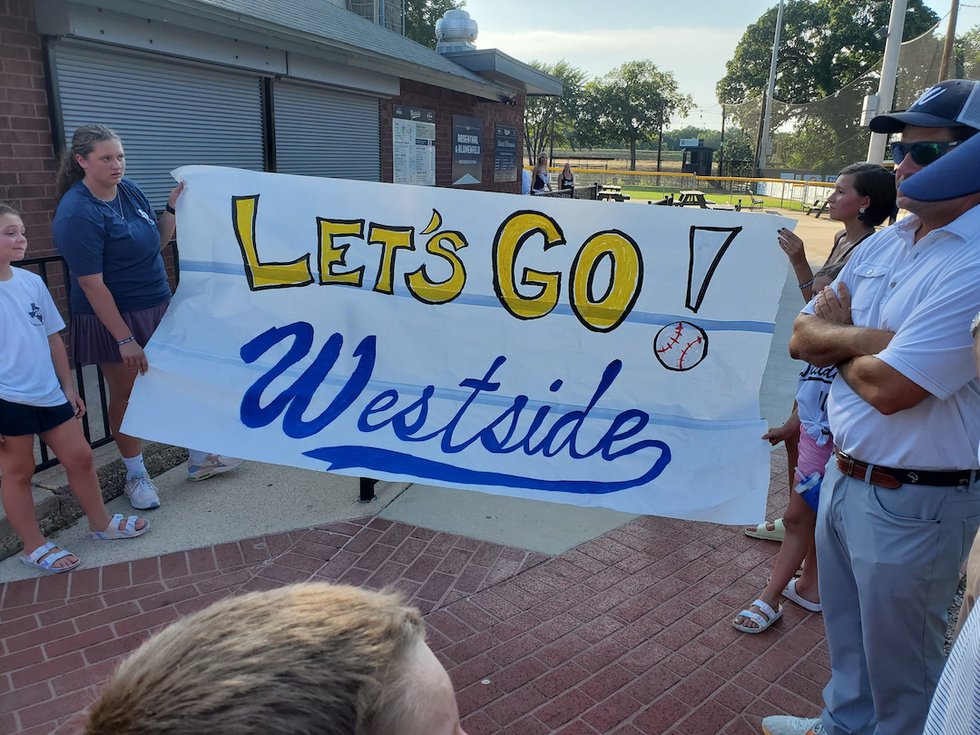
719;104;726;176
866;0;908;164
656;116;664;172
939;0;959;80
757;0;784;176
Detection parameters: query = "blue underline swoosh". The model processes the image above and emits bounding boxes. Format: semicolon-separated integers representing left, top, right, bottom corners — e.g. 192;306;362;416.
178;261;774;334
304;444;672;494
146;339;762;432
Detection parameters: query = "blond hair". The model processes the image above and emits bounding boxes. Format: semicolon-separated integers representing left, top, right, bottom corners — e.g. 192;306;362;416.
85;583;425;735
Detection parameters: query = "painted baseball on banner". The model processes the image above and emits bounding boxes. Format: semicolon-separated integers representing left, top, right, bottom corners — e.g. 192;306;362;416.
653;321;708;371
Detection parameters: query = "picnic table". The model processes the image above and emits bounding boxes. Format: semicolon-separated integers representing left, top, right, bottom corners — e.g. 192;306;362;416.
675;190;708;208
597;184;630;202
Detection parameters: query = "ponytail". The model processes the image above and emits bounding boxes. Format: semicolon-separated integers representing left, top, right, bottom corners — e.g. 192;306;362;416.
55;124;120;199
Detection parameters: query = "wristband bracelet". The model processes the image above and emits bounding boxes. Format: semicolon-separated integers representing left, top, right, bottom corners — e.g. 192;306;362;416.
165;204;176;215
117;336;135;346
798;279;815;291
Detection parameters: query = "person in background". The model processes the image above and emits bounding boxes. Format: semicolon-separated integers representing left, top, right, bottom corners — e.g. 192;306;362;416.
85;583;469;735
559;162;574;190
531;154;551;194
52;124;241;510
762;78;980;735
0;203;148;575
521;167;532;195
735;164;895;634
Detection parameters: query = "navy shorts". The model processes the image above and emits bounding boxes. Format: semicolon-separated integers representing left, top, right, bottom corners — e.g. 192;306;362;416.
0;398;75;437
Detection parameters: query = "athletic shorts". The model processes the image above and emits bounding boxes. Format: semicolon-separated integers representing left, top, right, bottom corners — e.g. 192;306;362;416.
0;397;75;436
795;427;834;482
70;299;169;366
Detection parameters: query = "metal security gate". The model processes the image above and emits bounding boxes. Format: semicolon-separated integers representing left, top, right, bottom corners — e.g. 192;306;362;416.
51;42;266;207
273;80;381;181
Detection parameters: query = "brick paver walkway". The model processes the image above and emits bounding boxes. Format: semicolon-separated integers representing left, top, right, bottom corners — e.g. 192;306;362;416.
1;453;827;734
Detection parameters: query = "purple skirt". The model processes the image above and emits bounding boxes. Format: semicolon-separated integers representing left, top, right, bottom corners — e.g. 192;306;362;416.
70;300;170;366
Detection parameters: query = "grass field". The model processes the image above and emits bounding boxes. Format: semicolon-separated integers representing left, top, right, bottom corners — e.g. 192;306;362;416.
620;186;809;212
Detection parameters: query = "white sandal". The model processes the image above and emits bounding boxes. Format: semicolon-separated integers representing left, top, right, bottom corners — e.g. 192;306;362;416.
19;541;80;574
733;598;782;634
90;513;149;540
782;578;822;613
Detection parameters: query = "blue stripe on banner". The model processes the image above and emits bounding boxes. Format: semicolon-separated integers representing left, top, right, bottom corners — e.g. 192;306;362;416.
148;339;762;432
178;261;775;335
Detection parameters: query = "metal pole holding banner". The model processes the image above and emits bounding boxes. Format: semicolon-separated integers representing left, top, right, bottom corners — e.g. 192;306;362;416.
359;477;377;503
866;0;908;164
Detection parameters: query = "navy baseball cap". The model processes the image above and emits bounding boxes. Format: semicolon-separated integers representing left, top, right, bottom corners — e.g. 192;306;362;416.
898;132;980;202
870;79;980;133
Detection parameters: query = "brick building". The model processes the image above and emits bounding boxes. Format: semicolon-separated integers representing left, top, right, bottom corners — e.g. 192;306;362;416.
0;0;560;259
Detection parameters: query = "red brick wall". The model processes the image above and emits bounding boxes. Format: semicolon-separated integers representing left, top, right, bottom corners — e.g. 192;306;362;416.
0;0;59;257
382;79;525;193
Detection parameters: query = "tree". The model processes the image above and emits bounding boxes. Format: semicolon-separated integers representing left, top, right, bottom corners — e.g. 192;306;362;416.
718;127;754;177
953;24;980;80
523;60;588;164
717;0;939;105
577;61;692;170
717;0;939;173
404;0;465;49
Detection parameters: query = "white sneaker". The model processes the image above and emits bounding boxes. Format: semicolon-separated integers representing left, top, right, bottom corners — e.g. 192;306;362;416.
124;474;161;510
187;454;243;482
761;716;825;735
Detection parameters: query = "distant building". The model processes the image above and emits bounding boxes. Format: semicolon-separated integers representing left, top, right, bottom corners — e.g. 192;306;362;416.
1;0;560;255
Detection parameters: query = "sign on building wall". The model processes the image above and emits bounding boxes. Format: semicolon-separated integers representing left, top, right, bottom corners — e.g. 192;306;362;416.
392;105;435;186
125;165;792;524
452;115;483;186
493;124;518;183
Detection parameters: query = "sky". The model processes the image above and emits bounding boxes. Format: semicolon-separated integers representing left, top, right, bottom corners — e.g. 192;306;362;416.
461;0;979;129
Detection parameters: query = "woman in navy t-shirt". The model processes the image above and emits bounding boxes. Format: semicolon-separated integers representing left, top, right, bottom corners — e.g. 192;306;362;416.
53;124;181;511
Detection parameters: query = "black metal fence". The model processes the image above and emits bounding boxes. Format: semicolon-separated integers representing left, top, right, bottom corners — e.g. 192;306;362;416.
22;244;179;472
23;244;379;500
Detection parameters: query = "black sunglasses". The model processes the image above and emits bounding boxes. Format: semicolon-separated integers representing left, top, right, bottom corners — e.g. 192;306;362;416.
889;140;959;167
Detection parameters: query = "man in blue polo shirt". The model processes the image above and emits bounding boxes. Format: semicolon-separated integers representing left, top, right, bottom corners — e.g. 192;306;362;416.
762;79;980;735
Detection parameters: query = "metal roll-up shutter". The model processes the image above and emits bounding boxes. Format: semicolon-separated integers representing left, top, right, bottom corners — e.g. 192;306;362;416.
274;81;380;181
53;42;265;207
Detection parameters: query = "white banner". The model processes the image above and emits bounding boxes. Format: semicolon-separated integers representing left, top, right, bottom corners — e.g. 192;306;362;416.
125;166;790;523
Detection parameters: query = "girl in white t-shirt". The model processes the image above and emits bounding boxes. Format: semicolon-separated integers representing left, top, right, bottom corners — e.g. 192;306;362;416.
0;204;149;574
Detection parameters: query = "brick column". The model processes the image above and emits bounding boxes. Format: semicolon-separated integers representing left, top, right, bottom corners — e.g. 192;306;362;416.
0;0;59;256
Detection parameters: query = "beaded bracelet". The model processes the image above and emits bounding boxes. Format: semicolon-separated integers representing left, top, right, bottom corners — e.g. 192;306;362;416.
798;279;815;291
117;336;136;346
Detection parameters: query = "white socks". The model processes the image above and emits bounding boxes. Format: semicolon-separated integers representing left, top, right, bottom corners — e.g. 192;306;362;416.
122;453;148;479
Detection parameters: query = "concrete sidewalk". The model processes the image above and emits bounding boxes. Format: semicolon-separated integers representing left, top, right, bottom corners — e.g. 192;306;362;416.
0;211;841;733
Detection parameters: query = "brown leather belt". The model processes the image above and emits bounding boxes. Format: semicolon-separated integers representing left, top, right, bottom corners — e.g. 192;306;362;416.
835;450;978;490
